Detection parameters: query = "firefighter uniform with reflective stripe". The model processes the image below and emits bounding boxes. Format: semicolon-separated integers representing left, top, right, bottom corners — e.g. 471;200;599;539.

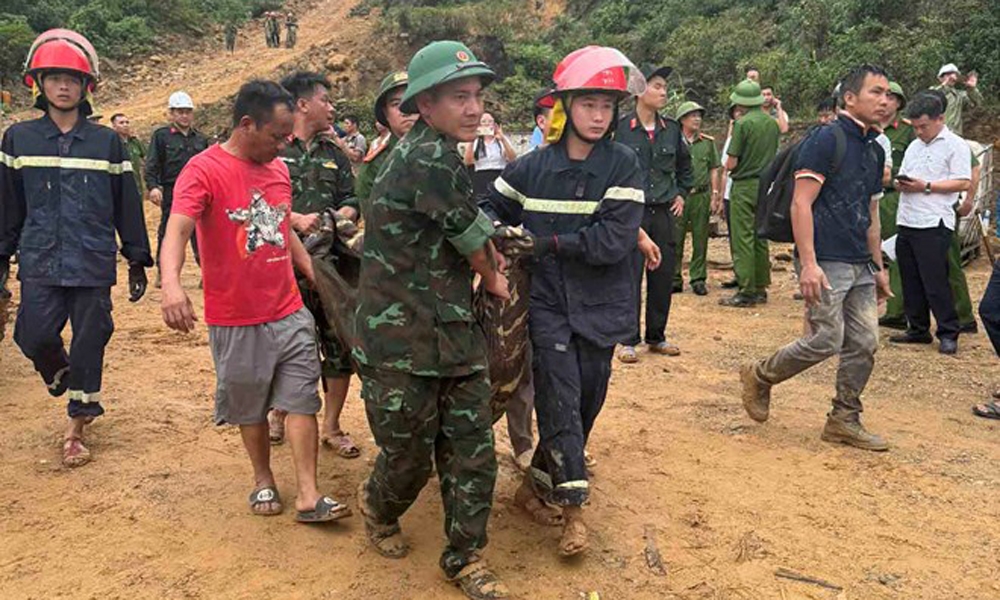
0;115;152;418
483;138;644;506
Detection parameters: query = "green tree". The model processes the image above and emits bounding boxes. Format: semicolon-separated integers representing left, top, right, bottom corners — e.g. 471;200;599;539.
0;15;35;86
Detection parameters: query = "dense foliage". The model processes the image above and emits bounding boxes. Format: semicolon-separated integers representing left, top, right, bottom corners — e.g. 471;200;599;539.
370;0;998;126
0;0;284;83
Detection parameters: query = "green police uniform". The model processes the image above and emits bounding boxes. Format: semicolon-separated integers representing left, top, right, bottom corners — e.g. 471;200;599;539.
123;135;147;196
281;134;357;378
674;123;720;286
880;117;915;323
946;148;980;329
354;41;499;580
726;81;780;299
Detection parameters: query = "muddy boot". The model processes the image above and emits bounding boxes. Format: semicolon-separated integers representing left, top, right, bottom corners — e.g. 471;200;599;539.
821;412;888;452
740;362;771;423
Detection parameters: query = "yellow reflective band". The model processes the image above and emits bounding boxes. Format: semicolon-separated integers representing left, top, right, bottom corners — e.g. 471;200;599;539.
556;480;590;489
604;186;645;204
0;154;132;174
494;176;526;205
68;390;103;404
322;161;339;170
523;198;600;215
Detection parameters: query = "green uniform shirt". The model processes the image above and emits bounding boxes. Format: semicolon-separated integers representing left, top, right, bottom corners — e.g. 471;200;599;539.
123;135;147;194
353;119;495;377
931;84;983;137
280;134;357;214
355;134;397;217
883;118;915;181
686;133;720;191
728;107;780;180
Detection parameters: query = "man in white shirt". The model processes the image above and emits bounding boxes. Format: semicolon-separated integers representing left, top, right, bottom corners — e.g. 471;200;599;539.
890;92;971;354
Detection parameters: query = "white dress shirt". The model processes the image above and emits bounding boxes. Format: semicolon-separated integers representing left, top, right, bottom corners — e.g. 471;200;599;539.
896;126;971;230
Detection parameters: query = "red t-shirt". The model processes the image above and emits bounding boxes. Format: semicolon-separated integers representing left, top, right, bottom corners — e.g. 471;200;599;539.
171;144;303;326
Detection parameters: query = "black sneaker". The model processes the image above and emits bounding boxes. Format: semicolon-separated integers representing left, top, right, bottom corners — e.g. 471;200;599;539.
692;281;708;296
878;315;908;330
672;282;684;293
752;291;768;304
889;332;933;344
719;293;756;307
721;279;739;289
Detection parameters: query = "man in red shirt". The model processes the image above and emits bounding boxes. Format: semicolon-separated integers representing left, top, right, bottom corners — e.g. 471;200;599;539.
160;80;351;523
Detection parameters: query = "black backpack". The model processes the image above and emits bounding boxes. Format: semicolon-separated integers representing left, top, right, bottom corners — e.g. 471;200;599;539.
755;123;847;243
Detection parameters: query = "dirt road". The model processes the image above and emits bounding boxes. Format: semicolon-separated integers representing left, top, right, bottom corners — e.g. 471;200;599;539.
2;225;999;599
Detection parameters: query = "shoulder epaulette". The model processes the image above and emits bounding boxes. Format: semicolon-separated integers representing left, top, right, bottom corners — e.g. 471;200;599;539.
901;118;912;126
699;133;715;141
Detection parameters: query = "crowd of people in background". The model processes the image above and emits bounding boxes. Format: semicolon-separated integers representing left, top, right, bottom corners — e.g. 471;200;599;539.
2;25;997;600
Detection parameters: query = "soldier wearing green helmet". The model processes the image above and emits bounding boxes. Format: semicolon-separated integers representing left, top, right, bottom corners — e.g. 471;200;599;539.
878;81;916;329
720;79;781;307
673;101;721;295
353;41;511;600
355;70;417;210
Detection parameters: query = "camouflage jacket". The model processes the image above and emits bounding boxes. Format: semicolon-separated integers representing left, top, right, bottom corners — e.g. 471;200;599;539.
353;119;495;377
356;134;397;217
280;133;358;215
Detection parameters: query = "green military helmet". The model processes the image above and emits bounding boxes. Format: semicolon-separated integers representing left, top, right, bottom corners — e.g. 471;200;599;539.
888;81;907;109
374;70;409;127
676;100;705;121
400;41;495;114
729;79;765;107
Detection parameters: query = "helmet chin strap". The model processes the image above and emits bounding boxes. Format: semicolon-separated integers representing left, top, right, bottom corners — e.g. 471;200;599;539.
563;93;617;145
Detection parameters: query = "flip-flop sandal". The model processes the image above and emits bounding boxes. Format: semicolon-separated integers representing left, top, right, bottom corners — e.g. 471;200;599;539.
972;401;1000;420
559;519;588;557
268;410;285;445
450;561;511;600
62;437;91;468
248;486;283;516
321;431;361;459
296;496;352;523
357;481;409;558
617;346;639;364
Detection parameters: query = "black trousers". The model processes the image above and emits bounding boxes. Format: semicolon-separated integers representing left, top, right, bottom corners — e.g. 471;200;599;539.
897;224;959;341
13;284;113;419
980;259;1000;356
156;186;200;268
626;204;676;346
529;335;613;507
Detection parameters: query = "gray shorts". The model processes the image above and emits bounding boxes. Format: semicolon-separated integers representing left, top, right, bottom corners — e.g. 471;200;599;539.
208;307;322;425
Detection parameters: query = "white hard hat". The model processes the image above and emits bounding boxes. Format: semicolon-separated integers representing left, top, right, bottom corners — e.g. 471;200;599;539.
937;63;960;78
168;91;194;109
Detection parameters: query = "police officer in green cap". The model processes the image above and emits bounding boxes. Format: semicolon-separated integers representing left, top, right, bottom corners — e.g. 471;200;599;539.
355;70;417;210
720;79;780;307
674;101;721;295
353;40;511;600
878;81;916;329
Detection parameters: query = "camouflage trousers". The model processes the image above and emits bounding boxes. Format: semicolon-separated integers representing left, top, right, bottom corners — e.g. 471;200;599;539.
359;366;497;578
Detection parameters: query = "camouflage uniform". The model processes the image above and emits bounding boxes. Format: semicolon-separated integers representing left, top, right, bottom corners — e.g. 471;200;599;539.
281;134;357;378
355;135;397;214
353;118;497;578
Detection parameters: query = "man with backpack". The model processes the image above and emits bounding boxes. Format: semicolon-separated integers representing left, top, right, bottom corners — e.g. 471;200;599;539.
741;65;893;451
720;79;780;307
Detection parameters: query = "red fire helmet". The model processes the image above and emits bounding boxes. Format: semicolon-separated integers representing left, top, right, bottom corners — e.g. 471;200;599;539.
23;29;100;92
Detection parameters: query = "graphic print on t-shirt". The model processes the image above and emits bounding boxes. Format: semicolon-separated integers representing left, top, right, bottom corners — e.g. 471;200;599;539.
226;189;290;255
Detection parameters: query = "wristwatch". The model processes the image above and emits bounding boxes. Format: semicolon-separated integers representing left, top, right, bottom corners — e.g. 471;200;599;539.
924;181;932;194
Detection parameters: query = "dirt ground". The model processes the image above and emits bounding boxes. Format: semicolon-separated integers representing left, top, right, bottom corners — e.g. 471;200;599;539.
2;209;999;599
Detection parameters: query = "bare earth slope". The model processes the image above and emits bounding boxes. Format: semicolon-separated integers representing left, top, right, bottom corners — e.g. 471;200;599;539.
1;231;998;599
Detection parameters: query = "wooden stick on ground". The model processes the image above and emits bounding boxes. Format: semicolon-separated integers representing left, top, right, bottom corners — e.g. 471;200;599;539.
774;567;843;591
642;524;668;576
